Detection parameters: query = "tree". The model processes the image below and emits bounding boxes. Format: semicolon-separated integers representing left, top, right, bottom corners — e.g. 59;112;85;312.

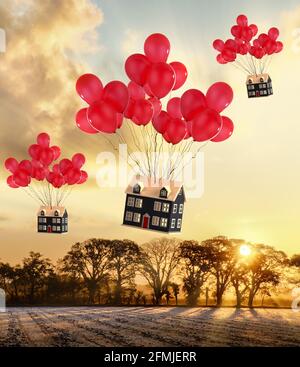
61;239;112;304
170;283;180;305
247;244;287;307
291;254;300;268
22;252;53;303
109;239;141;305
139;238;180;305
231;262;250;308
179;240;211;306
203;237;237;307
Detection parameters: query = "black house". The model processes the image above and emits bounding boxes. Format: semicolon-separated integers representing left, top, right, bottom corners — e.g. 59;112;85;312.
246;73;273;98
37;206;68;234
123;177;186;233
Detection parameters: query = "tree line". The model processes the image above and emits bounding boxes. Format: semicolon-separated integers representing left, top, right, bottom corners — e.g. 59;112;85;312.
0;236;299;307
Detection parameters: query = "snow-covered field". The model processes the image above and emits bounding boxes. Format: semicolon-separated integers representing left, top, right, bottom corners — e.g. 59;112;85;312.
0;307;299;347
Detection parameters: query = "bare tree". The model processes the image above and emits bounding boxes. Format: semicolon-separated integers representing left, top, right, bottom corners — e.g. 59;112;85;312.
61;239;112;304
139;238;180;305
170;282;180;305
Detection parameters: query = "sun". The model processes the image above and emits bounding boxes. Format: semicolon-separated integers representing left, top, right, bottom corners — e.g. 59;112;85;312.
239;244;252;257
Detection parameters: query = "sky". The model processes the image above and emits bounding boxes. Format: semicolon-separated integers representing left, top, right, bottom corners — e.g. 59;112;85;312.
0;0;300;264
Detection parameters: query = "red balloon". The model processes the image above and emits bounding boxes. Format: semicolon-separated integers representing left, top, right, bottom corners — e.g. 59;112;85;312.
231;25;242;39
152;111;170;134
51;174;65;189
125;54;151;86
7;176;19;188
65;168;81;185
124;98;136;119
268;27;279;41
169;62;188;91
103;81;129;113
51;146;61;161
265;40;277;55
144;33;170;63
132;99;154;126
76;108;98;135
37;133;50;148
40;147;54;166
76;74;103;105
225;39;237;52
19;160;32;176
222;48;236;62
78;171;88;185
34;167;47;181
164;118;187;145
211;116;234;142
206;82;233;113
13;169;30;187
28;144;42;160
148;97;162;119
192;108;222;142
181;89;207;121
5;158;19;174
167;97;183;119
239;43;249;55
213;39;225;52
249;24;258;37
241;27;253;42
216;54;227;64
88;101;118;134
128;81;145;100
116;113;123;129
147;62;175;99
143;83;154;97
52;164;60;174
59;159;73;175
237;14;248;27
185;120;193;139
258;33;269;47
275;41;283;53
72;153;85;169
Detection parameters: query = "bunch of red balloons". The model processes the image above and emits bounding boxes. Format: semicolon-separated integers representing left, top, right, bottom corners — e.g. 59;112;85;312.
213;14;283;64
5;133;88;189
153;82;234;144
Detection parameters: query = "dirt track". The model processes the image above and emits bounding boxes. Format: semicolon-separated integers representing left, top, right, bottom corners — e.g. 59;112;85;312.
0;307;299;347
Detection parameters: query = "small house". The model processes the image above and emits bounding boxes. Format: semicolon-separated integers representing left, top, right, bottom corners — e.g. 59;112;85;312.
246;73;273;98
37;206;68;234
123;177;186;233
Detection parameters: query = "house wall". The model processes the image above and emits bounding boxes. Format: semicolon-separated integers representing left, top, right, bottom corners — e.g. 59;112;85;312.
37;212;68;233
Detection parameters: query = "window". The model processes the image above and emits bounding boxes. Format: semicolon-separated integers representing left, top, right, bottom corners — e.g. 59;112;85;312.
56;218;61;224
43;226;47;231
52;218;56;224
171;218;176;228
160;218;168;228
40;210;45;216
135;198;143;208
54;210;59;217
248;79;253;84
125;211;133;221
133;184;141;194
162;203;170;213
152;216;160;226
133;213;141;223
62;226;65;231
52;226;57;232
38;225;43;231
38;217;43;223
177;219;182;229
179;204;183;214
127;196;135;207
173;204;178;214
65;218;68;224
42;218;47;223
154;201;161;211
56;226;61;232
260;77;264;83
160;187;169;198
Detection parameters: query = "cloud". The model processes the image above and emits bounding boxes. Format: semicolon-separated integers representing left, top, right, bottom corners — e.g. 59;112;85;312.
0;0;103;168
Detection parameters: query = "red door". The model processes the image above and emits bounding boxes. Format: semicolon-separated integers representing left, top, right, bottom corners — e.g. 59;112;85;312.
47;226;52;233
142;216;149;228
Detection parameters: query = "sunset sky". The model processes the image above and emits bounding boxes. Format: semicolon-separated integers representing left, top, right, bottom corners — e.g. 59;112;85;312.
1;0;300;264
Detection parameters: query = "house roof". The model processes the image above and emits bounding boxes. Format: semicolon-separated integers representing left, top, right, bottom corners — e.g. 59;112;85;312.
246;73;271;84
37;206;67;217
125;176;185;202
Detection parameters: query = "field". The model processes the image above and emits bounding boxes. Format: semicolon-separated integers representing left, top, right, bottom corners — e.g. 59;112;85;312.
0;307;299;347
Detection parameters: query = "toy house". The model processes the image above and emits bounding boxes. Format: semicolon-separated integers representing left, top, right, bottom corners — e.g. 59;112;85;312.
246;73;273;98
123;177;186;233
37;206;68;234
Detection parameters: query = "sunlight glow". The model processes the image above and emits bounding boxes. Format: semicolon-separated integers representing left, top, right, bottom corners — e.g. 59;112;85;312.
239;244;252;257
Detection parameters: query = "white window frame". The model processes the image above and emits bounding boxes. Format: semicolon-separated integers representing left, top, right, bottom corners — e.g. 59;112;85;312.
154;201;162;211
125;211;133;221
135;198;143;208
162;203;170;213
127;196;135;207
171;218;176;228
52;218;57;224
56;218;61;224
152;216;160;226
177;218;182;229
160;218;168;228
173;204;178;213
43;225;47;231
38;225;43;231
38;217;43;223
133;213;141;223
179;204;183;214
56;226;61;232
52;226;57;232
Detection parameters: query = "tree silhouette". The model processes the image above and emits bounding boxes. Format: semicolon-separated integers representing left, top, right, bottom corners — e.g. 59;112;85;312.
231;262;250;308
291;254;300;268
139;238;180;305
179;240;211;306
109;239;141;305
61;239;112;304
170;283;180;305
